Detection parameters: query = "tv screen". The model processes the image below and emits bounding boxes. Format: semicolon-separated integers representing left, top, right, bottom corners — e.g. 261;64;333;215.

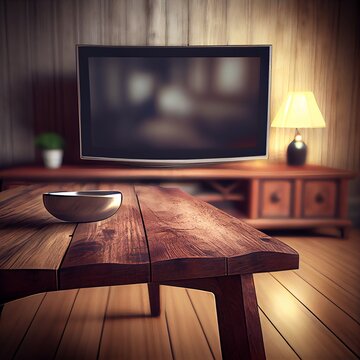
77;45;271;165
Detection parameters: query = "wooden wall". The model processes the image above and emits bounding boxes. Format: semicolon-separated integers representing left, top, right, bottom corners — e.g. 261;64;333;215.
0;0;359;170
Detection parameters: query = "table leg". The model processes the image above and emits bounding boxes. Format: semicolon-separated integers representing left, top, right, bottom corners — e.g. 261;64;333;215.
147;283;160;317
213;274;265;360
339;226;350;239
160;274;265;360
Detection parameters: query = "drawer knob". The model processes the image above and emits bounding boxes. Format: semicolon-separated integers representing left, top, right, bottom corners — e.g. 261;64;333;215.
270;192;281;203
315;193;325;204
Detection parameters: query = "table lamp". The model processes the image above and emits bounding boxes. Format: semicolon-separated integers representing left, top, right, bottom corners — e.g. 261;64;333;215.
271;92;326;166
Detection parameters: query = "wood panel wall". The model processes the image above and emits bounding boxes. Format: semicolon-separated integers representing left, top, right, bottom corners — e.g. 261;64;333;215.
0;0;359;171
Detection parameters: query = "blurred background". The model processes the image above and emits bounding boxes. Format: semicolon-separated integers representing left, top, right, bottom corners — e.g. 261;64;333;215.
0;0;359;223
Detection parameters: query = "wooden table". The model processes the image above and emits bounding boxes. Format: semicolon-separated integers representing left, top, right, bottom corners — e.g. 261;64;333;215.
0;183;299;359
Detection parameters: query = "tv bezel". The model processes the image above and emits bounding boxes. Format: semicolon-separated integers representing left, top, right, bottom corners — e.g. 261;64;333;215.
77;45;272;166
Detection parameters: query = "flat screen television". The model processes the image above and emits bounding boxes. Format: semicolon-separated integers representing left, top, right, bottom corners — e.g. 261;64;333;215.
77;45;271;165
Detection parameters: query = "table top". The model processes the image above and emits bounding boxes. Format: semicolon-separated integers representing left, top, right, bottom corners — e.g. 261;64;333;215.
0;183;298;303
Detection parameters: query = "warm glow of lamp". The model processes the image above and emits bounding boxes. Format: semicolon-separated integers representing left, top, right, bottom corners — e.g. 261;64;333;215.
271;92;326;165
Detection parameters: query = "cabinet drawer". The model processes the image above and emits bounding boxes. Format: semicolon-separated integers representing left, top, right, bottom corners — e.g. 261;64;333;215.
303;181;337;218
260;180;293;218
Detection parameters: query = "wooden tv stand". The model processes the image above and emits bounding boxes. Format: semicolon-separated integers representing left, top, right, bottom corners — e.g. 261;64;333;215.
0;161;355;236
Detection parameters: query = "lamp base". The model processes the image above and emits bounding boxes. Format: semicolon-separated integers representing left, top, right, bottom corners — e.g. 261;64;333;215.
287;139;307;166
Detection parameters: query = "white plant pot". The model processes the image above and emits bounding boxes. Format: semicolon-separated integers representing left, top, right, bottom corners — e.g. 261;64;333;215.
42;149;63;169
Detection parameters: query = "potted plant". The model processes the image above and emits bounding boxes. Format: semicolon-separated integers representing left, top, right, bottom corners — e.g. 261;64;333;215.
35;132;64;169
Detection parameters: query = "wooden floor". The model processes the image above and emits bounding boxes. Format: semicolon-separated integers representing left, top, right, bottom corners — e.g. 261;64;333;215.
0;228;359;359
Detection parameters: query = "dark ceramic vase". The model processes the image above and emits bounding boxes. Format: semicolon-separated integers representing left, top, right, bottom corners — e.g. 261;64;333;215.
287;139;307;166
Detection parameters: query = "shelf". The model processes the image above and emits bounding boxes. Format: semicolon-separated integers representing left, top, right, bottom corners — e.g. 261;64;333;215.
196;193;245;202
245;218;352;230
0;163;354;237
208;201;247;219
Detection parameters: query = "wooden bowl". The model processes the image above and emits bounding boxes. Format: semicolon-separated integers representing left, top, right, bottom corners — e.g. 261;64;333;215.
43;190;122;222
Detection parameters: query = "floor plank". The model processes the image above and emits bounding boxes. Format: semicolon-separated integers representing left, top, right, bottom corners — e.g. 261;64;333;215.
259;311;299;360
283;234;360;298
55;286;109;360
254;273;357;359
185;287;300;360
293;260;360;323
99;284;172;360
272;270;360;357
186;288;222;359
0;293;45;360
163;285;214;359
13;289;78;360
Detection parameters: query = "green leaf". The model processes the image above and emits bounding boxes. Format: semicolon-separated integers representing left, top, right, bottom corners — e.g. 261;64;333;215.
35;132;64;150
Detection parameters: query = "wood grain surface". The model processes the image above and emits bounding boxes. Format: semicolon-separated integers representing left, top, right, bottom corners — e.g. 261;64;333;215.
136;185;298;281
272;270;360;356
215;274;265;360
59;184;150;290
13;289;78;360
163;285;215;359
294;260;360;323
0;292;46;359
1;181;299;325
260;180;292;218
0;184;76;302
283;234;360;306
246;218;351;230
1;164;353;237
2;229;359;360
99;283;172;360
0;182;294;359
55;287;109;360
185;288;222;359
303;180;337;218
148;283;160;317
1;0;359;171
254;272;357;359
161;274;265;360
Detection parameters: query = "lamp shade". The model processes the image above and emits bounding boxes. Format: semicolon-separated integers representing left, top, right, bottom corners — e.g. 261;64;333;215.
271;92;326;128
